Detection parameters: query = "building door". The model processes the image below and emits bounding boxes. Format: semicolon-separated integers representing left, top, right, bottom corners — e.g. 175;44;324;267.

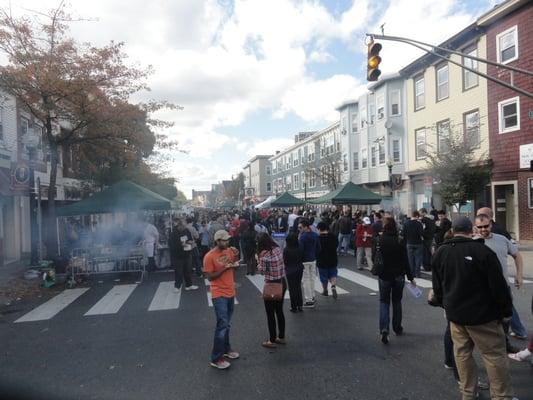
494;184;516;238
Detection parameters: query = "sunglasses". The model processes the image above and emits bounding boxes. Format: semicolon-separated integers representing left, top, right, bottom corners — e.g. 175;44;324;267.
475;224;490;229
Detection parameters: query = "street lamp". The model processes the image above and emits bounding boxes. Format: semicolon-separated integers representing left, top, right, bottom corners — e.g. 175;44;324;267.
387;158;394;199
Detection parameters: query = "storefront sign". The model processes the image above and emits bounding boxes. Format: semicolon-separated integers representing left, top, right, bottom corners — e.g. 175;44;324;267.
519;143;533;169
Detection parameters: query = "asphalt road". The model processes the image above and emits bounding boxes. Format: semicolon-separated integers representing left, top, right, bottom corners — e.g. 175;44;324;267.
1;256;532;400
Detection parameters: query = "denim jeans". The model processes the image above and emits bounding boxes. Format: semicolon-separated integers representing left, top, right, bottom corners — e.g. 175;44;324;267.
378;276;404;333
510;304;528;337
211;296;234;362
337;233;351;254
406;244;423;277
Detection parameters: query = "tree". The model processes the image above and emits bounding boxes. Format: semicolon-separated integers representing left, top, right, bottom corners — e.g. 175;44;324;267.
305;152;343;190
425;124;491;212
0;4;177;255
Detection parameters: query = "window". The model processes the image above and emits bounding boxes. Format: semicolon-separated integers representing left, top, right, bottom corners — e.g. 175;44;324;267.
377;95;385;120
360;106;366;128
392;139;401;163
436;64;449;101
369;103;376;125
293;151;299;167
321;166;327;185
437;119;450;154
463;44;478;90
353;152;359;170
464;110;480;149
341;116;347;133
415;128;426;160
390;90;401;116
351;112;358;133
498;97;520;133
414;76;425;110
528;178;533;209
266;182;272;192
266;165;271;175
308;144;315;162
361;148;368;168
343;154;348;172
378;142;386;165
293;173;299;190
309;173;316;188
299;148;304;164
285;175;292;191
371;146;377;167
497;26;518;64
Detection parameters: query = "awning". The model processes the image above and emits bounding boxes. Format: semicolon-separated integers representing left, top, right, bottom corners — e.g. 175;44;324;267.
270;192;305;207
308;181;383;205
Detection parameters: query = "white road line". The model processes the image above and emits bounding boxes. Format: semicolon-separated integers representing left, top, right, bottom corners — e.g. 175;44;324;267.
84;284;137;316
411;277;433;288
246;274;290;299
15;288;89;323
338;268;379;291
313;276;348;294
148;281;181;311
204;278;239;306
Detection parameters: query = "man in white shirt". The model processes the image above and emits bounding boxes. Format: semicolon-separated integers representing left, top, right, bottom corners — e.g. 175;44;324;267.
143;219;159;272
288;208;299;233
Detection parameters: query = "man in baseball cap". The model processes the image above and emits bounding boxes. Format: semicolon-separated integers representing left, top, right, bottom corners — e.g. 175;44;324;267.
203;229;240;369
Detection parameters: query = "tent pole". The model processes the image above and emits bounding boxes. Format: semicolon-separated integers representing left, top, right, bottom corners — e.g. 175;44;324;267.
56;217;61;257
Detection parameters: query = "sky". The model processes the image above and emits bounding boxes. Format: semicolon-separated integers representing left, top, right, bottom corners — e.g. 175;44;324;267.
0;0;498;198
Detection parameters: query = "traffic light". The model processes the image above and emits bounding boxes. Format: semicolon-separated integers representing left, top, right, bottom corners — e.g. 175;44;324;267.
367;39;382;82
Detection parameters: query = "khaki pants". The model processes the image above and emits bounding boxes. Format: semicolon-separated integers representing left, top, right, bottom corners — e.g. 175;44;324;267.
302;261;316;302
450;320;514;400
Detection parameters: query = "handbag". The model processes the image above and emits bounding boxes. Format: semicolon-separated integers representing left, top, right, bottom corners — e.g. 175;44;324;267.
261;254;283;301
370;236;385;276
263;281;283;301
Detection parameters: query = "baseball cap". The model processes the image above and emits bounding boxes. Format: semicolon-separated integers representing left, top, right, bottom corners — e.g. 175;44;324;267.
214;230;231;241
363;217;371;225
452;216;472;233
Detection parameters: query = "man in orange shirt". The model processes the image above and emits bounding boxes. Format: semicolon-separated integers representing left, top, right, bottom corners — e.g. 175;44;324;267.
203;230;240;369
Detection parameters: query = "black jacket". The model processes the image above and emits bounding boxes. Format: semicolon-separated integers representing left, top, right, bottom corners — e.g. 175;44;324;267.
169;227;192;259
402;219;424;245
375;233;413;281
431;236;512;326
338;216;353;235
434;218;452;246
421;216;436;241
283;246;304;276
317;233;338;269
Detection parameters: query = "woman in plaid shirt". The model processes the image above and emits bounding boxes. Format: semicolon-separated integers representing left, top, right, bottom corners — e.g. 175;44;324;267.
256;233;287;348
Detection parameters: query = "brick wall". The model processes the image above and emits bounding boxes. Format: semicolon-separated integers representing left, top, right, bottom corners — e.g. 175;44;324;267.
485;3;533;240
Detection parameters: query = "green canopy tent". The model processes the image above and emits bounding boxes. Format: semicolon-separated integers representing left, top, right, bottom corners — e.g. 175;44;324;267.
270;191;305;208
57;180;173;216
308;181;383;205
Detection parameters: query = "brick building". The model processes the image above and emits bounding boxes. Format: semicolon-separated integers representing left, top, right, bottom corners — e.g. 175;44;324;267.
478;0;533;240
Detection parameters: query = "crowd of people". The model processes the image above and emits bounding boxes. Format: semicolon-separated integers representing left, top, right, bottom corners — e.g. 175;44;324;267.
163;205;531;400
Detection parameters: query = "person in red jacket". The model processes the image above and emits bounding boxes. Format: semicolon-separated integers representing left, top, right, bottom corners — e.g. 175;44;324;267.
355;217;374;271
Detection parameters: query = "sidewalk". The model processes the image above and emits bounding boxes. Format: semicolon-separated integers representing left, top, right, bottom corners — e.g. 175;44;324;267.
0;261;54;305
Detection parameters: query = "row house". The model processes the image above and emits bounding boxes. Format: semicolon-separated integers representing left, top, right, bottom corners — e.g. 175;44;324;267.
269;123;342;200
242;154;273;205
477;0;533;240
400;23;490;216
337;74;408;212
0;89;82;265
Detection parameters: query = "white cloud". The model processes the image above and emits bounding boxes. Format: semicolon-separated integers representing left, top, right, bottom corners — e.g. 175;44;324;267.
245;138;294;158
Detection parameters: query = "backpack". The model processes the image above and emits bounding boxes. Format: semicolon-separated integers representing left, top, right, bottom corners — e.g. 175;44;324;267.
371;236;385;276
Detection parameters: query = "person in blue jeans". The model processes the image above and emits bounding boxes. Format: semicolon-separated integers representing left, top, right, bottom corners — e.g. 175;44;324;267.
374;217;416;344
402;210;424;278
203;230;240;369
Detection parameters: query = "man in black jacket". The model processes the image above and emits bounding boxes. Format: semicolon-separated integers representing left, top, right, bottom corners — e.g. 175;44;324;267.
434;210;452;247
431;216;516;400
419;208;436;271
402;211;424;278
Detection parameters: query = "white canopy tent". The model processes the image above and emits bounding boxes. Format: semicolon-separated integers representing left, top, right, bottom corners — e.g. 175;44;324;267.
254;195;277;209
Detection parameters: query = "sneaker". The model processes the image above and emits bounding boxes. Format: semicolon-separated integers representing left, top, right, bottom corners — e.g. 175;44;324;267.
302;301;315;308
174;287;181;293
444;363;454;370
185;285;199;291
321;290;328;297
393;327;404;336
223;350;240;359
380;331;389;344
331;286;338;299
508;349;531;362
509;332;528;340
477;379;489;390
210;358;230;369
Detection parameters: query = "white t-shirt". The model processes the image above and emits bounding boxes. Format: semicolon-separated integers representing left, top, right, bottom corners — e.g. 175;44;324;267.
143;224;159;257
482;233;518;281
287;213;298;229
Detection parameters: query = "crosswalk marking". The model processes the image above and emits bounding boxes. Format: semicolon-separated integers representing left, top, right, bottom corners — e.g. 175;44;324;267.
148;281;181;311
246;274;290;299
508;277;533;284
411;277;432;288
313;276;348;295
204;279;239;306
15;288;89;323
84;284;137;316
338;268;379;291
